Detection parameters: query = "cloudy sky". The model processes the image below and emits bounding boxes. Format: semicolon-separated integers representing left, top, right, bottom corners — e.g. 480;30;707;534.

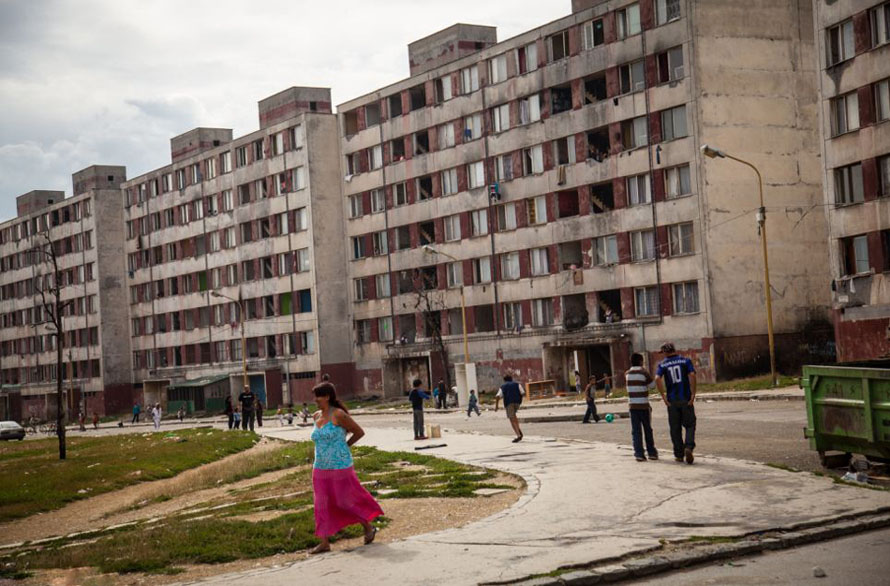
0;0;569;222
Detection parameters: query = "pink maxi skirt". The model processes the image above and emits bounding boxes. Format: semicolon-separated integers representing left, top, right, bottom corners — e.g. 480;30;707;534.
312;467;384;537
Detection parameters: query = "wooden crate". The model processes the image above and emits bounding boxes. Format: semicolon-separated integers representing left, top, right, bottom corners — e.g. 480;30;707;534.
526;379;556;400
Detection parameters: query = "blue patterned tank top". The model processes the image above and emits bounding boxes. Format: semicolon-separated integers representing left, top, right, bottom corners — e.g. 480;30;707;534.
311;421;354;470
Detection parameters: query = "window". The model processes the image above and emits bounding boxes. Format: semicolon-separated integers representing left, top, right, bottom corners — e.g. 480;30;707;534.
617;3;641;39
880;155;890;197
209;231;220;252
222;190;233;211
627;173;651;205
517;42;538;74
460;65;480;94
673;282;699;314
394;182;408;206
635;286;660;316
353;236;367;259
878;79;890;121
373;231;388;256
583;19;605;50
622;116;648;149
295;207;308;231
474;257;492;283
255;178;268;200
471;209;489;236
346;152;360;175
495;154;514;182
176;169;186;189
464;113;483;141
531;247;549;275
220;152;232;174
489;54;508;84
595;235;618;266
418;221;435;245
504;302;523;330
528;195;547;225
532;298;554;326
661;106;687;141
394;226;411;250
356;320;372;344
369;146;383;170
442;168;459;196
827;19;855;66
522;145;544;175
365;103;381;127
293;166;306;190
301;331;316;353
841;235;870;275
492;103;510;133
253;139;264;161
665;165;691;198
831;92;860;136
235;145;248;168
238;184;250;205
378;317;393;342
549;30;569;62
468;161;485;189
444;214;461;241
290;124;304;149
519;94;542;124
669;222;695;256
438;123;455;149
446;262;463;288
657;46;685;83
620;60;645;94
296;248;310;272
551;84;573;115
435;75;453;103
554;136;576;165
656;0;681;25
192;199;204;220
376;274;391;298
631;230;656;261
834;163;864;205
414;130;430;155
355;278;368;301
205;157;217;179
871;2;890;47
497;203;517;231
388;94;403;118
206;194;218;215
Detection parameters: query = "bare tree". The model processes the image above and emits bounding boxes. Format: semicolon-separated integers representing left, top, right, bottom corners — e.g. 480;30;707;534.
411;269;452;404
32;234;71;460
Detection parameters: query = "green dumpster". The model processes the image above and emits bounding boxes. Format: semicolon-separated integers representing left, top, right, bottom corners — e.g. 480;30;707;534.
802;362;890;465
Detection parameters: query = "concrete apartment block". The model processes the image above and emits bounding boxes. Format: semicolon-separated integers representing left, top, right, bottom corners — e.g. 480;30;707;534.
339;0;830;396
121;87;349;411
813;0;890;361
0;166;131;422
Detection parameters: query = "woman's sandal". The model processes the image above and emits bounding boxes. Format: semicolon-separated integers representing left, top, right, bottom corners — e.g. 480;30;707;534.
310;543;331;555
364;525;377;545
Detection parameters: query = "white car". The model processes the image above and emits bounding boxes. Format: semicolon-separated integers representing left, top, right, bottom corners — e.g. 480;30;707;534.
0;421;25;441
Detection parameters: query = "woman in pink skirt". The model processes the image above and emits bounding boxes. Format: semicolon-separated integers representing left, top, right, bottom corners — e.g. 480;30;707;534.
309;382;383;554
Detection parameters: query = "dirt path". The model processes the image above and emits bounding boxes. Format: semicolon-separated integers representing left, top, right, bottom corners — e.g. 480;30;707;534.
0;439;292;545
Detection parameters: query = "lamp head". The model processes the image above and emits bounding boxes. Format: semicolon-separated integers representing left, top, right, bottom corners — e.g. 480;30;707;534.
422;244;437;255
700;144;726;159
210;291;222;298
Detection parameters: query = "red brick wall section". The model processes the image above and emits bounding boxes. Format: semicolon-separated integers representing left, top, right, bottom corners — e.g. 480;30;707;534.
321;362;359;397
863;158;878;201
645;54;658;88
640;0;655;30
572;78;584;110
835;312;890;362
575;133;587;162
613;177;627;208
652;168;665;202
603;11;617;44
264;368;283;408
853;10;871;55
605;67;620;99
859;85;875;126
867;231;885;272
609;121;622;154
649;111;662;144
660;283;673;317
616;231;631;263
568;24;581;56
621;287;635;319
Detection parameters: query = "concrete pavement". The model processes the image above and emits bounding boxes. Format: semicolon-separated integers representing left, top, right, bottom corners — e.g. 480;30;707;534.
184;424;890;586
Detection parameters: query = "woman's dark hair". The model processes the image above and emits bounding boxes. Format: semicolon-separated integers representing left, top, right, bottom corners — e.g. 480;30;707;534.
313;382;348;413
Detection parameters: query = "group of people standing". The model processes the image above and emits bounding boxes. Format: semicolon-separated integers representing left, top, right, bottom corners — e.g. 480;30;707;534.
130;402;164;430
223;386;266;431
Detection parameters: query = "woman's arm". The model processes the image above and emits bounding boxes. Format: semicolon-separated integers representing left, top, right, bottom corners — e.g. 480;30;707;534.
334;410;365;446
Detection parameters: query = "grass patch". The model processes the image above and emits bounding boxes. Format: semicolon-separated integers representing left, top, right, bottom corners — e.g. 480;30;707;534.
686;535;739;544
0;429;258;522
697;374;797;394
766;462;801;473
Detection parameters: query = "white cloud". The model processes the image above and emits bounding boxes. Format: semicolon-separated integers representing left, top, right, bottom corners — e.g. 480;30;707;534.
0;0;569;221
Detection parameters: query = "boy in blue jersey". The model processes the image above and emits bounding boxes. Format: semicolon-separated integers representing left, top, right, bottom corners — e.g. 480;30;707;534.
655;342;697;464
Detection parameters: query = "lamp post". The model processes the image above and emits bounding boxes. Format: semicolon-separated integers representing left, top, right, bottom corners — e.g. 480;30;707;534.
211;291;248;389
422;245;469;363
701;144;777;386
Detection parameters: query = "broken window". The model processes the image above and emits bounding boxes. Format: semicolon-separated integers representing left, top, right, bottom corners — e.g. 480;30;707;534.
398;271;414;295
830;92;860;136
391;137;405;161
656;0;682;25
834;163;864;205
548;30;569;62
475;305;495;332
464;113;483;141
343;110;359;135
558;242;582;271
398;314;416;342
414;130;429;155
497;203;517;231
409;84;426;111
418;221;435;245
597;289;622;322
262;295;275;316
365;102;381;127
554;137;576;165
262;256;274;279
395;225;411;250
587;127;610;161
389;94;403;118
417;175;433;200
584;74;607;104
243;260;256;281
551;84;573;115
438;123;455;149
562;294;588;330
420;266;437;290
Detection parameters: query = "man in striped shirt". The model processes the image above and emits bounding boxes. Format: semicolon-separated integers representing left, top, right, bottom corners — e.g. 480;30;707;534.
626;352;659;462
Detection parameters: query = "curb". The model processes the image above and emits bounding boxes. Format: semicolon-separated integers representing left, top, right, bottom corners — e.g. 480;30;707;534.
494;510;890;586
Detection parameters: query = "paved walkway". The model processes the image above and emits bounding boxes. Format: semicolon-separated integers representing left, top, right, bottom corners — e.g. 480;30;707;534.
185;423;890;586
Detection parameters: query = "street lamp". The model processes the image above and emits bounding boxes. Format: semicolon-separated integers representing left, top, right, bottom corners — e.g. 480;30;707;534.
211;291;248;389
422;245;470;363
701;144;777;386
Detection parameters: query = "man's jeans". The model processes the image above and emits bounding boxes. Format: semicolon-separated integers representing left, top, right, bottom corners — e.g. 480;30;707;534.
630;408;658;458
242;410;255;432
582;401;599;423
667;401;696;457
413;409;425;438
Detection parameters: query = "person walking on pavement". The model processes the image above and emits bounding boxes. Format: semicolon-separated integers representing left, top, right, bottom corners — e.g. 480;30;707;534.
603;373;612;398
309;382;383;554
238;386;256;431
626;353;659;462
467;389;481;417
131;403;141;424
500;374;525;443
224;396;234;430
151;403;162;430
655;342;697;464
233;407;241;429
256;400;264;428
574;370;583;395
435;379;446;409
408;379;430;440
582;376;600;423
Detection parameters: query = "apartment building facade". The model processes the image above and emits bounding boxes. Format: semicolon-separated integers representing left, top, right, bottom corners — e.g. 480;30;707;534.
122;87;351;411
813;0;890;361
0;166;132;421
340;0;831;395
